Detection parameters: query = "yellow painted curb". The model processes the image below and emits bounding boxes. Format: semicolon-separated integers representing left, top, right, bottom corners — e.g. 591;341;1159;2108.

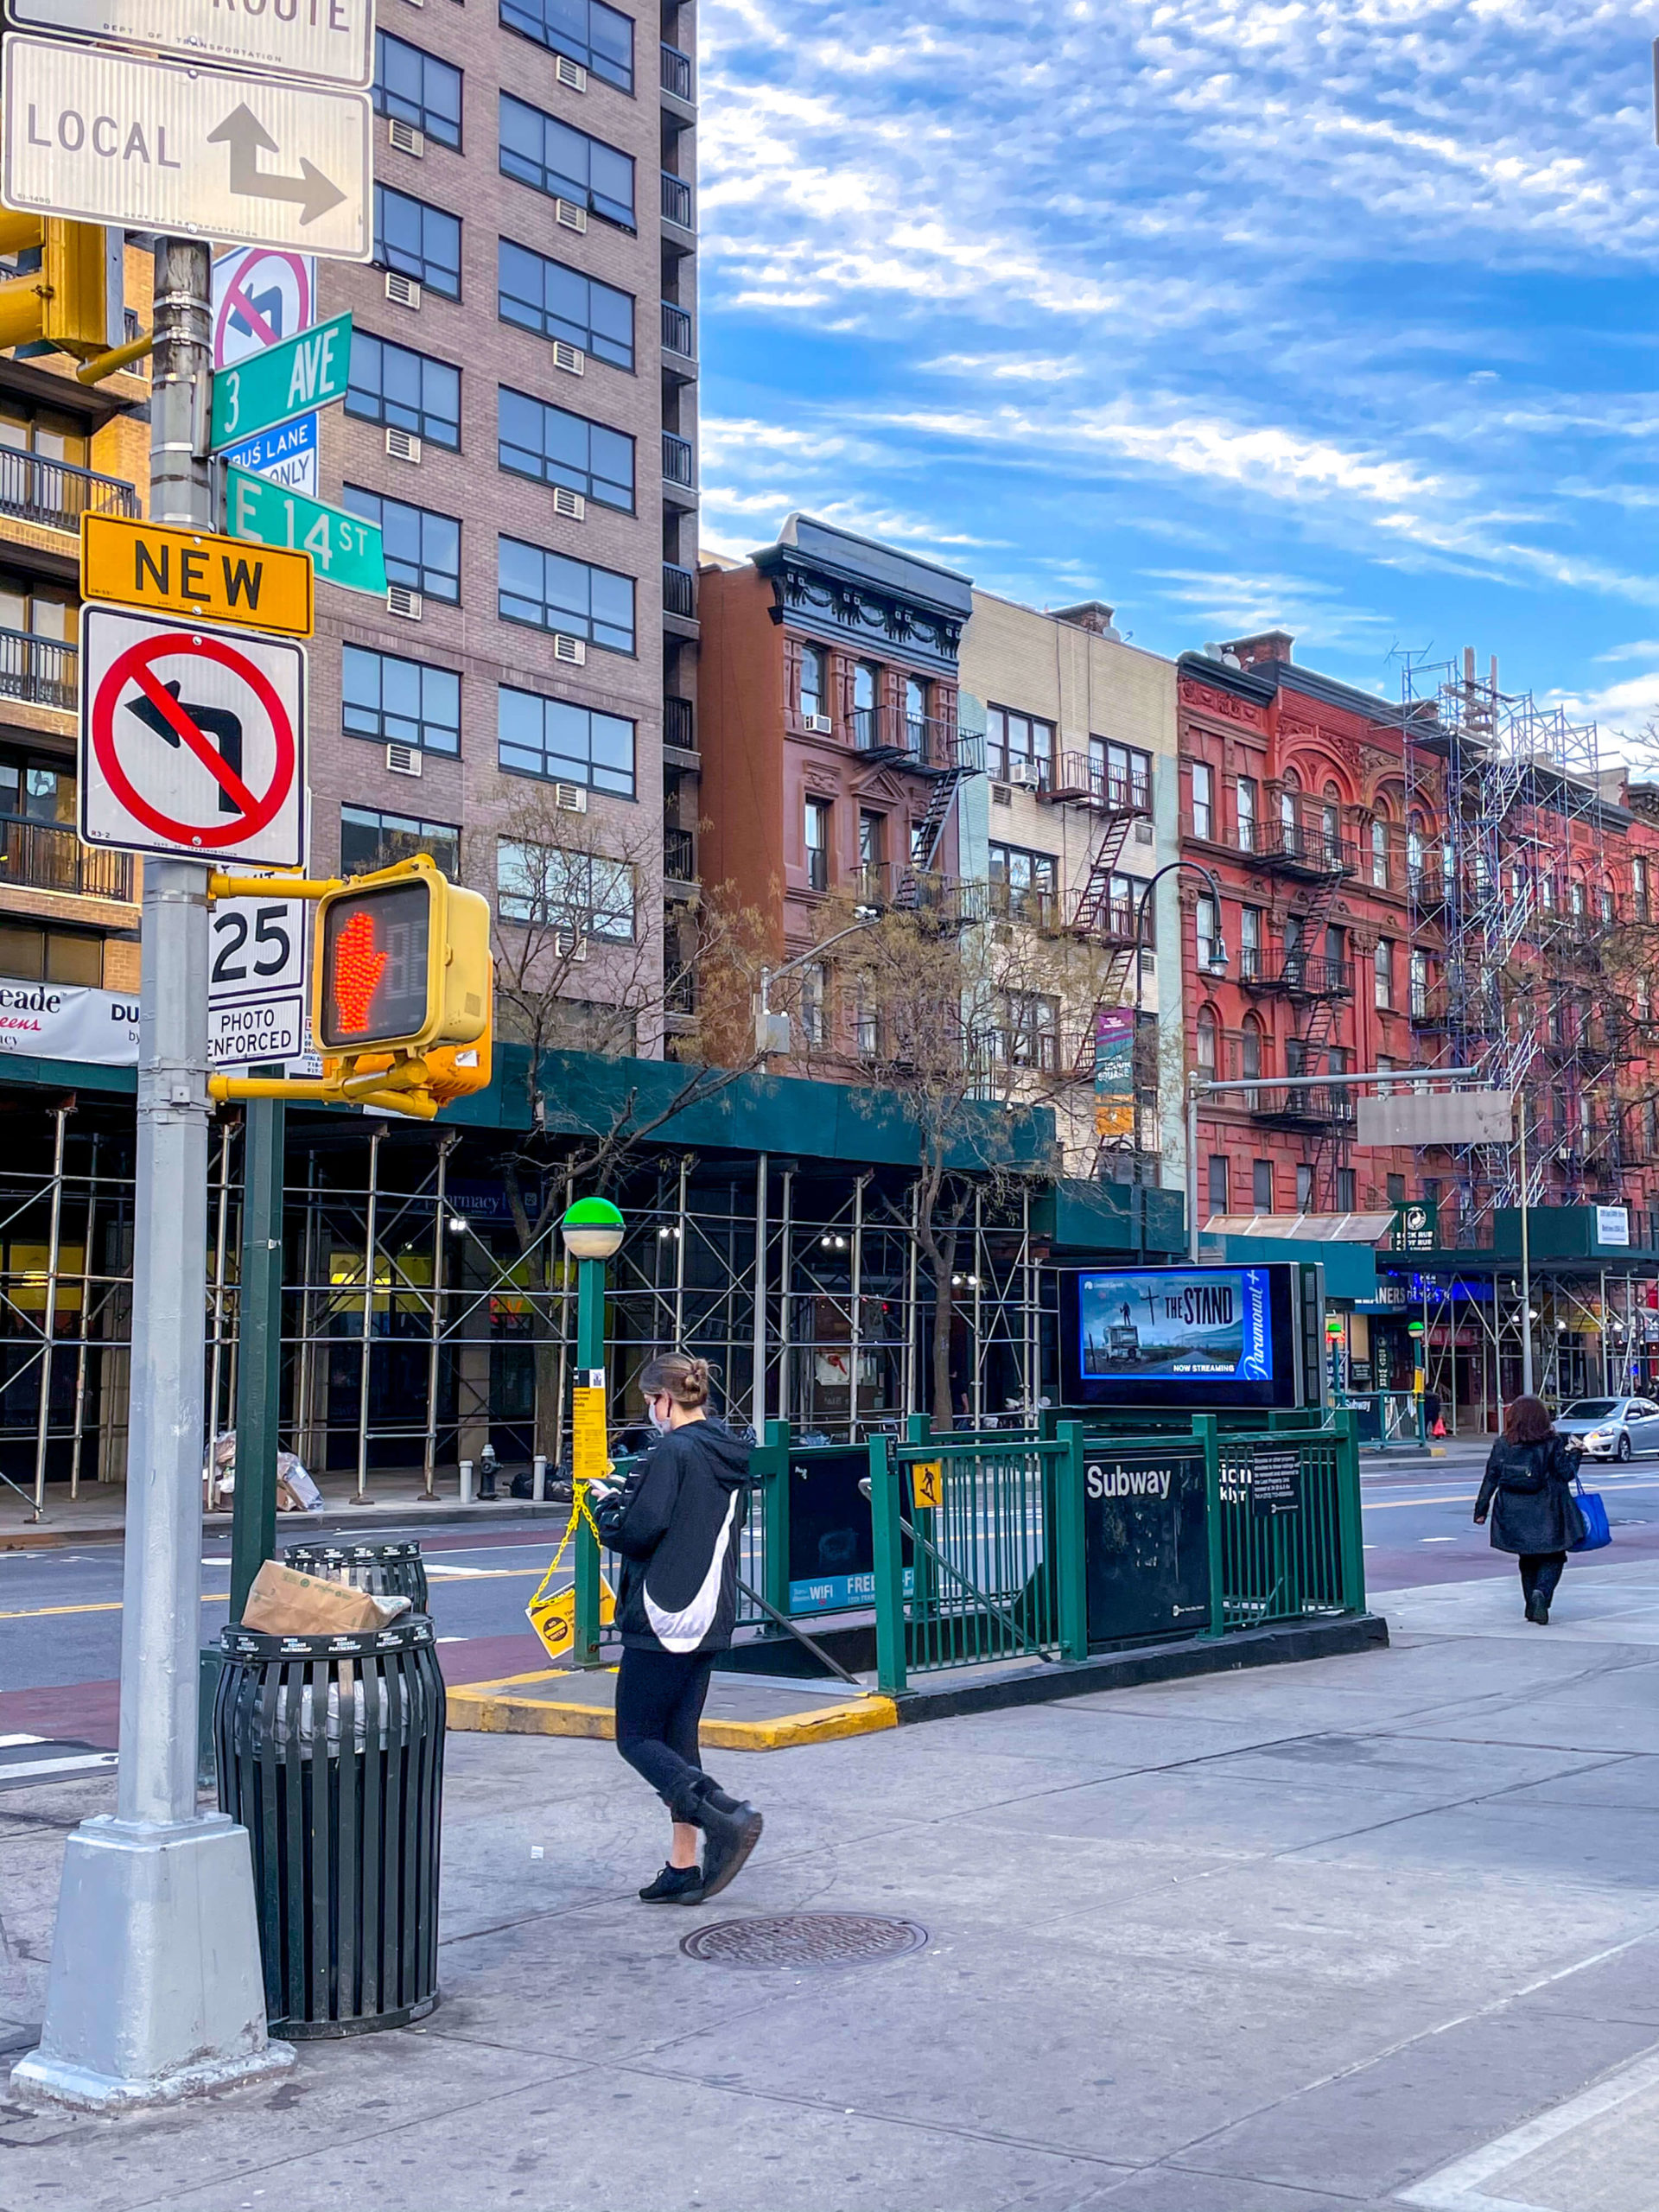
445;1673;898;1751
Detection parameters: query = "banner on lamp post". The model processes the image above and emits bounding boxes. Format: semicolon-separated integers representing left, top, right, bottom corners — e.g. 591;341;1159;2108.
1093;1007;1135;1140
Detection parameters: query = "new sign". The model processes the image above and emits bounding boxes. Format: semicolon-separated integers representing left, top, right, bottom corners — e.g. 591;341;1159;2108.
3;0;374;86
82;513;313;637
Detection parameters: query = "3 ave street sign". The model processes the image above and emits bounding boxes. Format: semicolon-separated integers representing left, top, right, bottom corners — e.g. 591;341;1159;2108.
225;466;387;597
3;0;372;86
79;606;307;866
210;310;351;451
82;513;313;637
1;37;371;259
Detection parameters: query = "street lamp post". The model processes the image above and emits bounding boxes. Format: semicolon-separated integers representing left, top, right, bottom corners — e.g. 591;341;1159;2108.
561;1198;624;1667
1123;861;1226;1247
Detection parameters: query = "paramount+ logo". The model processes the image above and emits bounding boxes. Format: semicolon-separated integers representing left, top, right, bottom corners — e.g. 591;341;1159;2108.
1086;1461;1173;1502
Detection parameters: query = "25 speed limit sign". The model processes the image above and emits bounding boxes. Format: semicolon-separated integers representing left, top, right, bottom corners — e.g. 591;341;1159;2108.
208;893;308;1070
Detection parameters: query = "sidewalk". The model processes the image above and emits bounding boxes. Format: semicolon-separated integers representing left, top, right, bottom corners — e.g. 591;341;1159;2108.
0;1470;567;1548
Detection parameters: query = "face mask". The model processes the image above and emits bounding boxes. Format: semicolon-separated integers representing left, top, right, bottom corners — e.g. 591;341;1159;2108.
648;1400;671;1433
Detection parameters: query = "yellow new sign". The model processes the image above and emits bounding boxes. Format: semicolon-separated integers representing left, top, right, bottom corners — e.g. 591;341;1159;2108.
82;512;314;639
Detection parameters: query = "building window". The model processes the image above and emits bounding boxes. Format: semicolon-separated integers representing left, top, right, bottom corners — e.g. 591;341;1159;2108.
1321;792;1341;859
346;331;461;448
1570;878;1586;918
373;30;462;146
801;963;826;1046
497;239;633;369
0;399;87;469
498;537;634;652
1410;948;1429;1018
1600;882;1616;925
1387;1172;1406;1205
341;487;460;601
988;842;1058;925
373;183;461;297
342;646;460;756
498;387;633;512
1374;938;1393;1009
1336;1167;1357;1211
987;705;1053;786
853;661;881;747
1089;737;1152;810
1239;905;1261;980
1252;1158;1274;1211
499;0;632;91
0;921;103;987
1196;893;1222;971
1191;760;1213;839
855;991;880;1060
1295;1163;1313;1210
1635;855;1650;922
1240;1020;1262;1084
1197;1008;1217;1079
499;93;635;231
905;676;930;749
804;797;830;892
1538;868;1555;912
798;645;828;723
999;989;1060;1071
1207;1154;1229;1212
497;839;634;941
340;804;460;880
1407;815;1426;887
498;685;634;796
1371;816;1389;888
1236;775;1256;853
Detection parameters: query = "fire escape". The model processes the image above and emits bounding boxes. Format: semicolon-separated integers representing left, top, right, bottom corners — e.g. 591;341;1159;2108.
1056;759;1157;1167
855;708;983;922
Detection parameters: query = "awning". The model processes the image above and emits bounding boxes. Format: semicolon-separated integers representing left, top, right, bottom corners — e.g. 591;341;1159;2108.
1204;1211;1395;1245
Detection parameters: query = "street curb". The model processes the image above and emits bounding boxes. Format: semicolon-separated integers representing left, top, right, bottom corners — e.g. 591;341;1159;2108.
444;1674;900;1751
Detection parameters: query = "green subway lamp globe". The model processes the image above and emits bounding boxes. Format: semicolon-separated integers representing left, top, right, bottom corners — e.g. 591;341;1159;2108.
561;1196;625;1262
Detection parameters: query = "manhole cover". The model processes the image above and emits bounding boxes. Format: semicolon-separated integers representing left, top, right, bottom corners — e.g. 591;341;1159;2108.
680;1913;927;1971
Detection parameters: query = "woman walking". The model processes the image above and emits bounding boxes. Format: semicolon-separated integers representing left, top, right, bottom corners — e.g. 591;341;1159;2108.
594;1354;763;1904
1473;1395;1586;1624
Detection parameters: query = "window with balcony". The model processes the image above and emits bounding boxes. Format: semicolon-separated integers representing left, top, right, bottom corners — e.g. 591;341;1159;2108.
499;685;635;796
373;30;462;146
0;402;86;470
1088;737;1151;809
500;93;635;230
853;661;881;747
499;0;632;89
1321;791;1341;856
1296;1163;1313;1209
1636;855;1650;922
998;989;1060;1072
1191;760;1213;839
0;921;103;987
342;487;461;601
498;387;633;511
340;804;460;879
1236;775;1256;852
987;705;1053;786
988;842;1058;924
1371;815;1389;888
0;401;136;535
373;184;461;297
499;537;635;652
857;810;886;902
1107;872;1148;941
804;797;830;892
498;839;634;940
1375;938;1393;1009
798;645;827;723
498;240;634;368
905;676;930;752
1239;905;1261;979
346;332;461;448
1252;1157;1274;1211
0;578;77;710
1280;782;1299;846
1408;814;1427;887
342;646;461;755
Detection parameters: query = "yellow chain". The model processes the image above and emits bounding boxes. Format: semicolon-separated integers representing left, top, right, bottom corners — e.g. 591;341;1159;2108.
527;1478;607;1613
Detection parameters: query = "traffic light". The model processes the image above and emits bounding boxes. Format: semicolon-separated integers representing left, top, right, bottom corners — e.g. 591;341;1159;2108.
314;860;492;1056
0;215;120;360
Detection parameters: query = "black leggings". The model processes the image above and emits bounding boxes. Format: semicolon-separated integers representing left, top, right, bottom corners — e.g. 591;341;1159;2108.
1519;1552;1567;1605
614;1645;716;1821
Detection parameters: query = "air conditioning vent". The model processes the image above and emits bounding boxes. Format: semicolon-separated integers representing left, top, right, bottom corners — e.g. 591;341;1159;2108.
385;270;422;310
551;340;585;377
555;54;587;91
554;197;588;233
386;741;422;777
1008;765;1041;790
554;781;588;813
553;633;586;664
386;585;423;620
991;783;1012;808
388;118;424;156
1134;816;1154;844
552;485;586;521
1140;950;1156;975
554;925;588;961
803;712;832;734
385;426;422;463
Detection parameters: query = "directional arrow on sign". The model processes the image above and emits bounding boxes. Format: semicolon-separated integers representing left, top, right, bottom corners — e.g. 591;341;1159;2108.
208;105;348;228
125;681;245;817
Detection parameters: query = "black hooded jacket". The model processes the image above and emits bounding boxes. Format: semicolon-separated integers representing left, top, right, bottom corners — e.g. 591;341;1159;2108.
1475;1433;1586;1556
597;1420;752;1654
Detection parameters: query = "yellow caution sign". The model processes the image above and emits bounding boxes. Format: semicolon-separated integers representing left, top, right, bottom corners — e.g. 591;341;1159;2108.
528;1574;616;1665
571;1380;611;1488
910;1459;944;1511
82;512;314;638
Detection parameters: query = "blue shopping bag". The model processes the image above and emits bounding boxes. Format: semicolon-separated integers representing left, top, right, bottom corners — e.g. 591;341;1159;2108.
1571;1476;1612;1553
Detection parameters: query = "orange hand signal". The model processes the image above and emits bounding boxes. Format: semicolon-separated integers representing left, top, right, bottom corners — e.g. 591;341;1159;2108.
332;909;389;1033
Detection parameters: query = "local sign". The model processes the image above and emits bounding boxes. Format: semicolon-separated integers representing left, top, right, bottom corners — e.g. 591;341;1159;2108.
78;606;306;866
225;466;387;597
210;310;351;452
208;893;308;1069
1;37;372;259
82;513;313;638
3;0;373;86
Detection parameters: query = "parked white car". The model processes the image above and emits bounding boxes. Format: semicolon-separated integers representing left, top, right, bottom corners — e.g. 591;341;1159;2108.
1554;1397;1659;1462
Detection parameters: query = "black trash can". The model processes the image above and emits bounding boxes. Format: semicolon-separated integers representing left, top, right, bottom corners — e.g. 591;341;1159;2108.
284;1538;429;1613
215;1617;446;2038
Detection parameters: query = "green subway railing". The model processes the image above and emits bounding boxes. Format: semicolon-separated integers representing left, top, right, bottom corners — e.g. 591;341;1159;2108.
1200;1408;1365;1636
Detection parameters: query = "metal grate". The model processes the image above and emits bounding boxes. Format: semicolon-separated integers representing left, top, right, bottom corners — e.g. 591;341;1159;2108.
681;1915;927;1971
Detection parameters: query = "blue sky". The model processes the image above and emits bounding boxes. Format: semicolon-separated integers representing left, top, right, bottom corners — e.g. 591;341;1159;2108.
696;1;1659;765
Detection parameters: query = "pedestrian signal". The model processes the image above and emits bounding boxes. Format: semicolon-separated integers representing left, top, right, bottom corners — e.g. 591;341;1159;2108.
314;858;491;1055
0;217;119;359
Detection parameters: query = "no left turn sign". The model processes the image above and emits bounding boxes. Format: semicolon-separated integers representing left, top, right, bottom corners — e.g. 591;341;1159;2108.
78;607;308;867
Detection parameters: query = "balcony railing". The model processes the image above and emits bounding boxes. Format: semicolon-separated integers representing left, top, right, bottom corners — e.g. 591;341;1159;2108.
1242;1083;1359;1131
660;40;693;99
1241;956;1354;1000
661;431;696;487
663;562;696;618
0;815;132;901
0;626;76;711
854;705;968;771
1045;752;1151;812
988;880;1060;931
855;860;895;908
1252;820;1357;877
660;171;693;228
661;300;694;358
664;695;696;752
989;752;1052;791
664;827;696;884
0;449;140;534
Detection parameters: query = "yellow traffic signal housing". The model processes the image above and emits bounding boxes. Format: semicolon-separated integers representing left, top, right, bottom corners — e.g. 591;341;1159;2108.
323;993;495;1106
314;856;493;1057
0;215;118;360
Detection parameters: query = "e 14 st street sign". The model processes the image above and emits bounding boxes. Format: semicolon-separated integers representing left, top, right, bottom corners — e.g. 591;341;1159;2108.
3;0;373;88
1;37;371;260
210;310;351;451
225;466;387;598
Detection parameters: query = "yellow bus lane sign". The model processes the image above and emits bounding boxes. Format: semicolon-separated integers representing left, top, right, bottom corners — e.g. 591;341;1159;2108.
82;512;314;639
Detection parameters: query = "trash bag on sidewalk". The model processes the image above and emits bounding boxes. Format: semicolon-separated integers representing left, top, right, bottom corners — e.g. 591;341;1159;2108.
203;1431;322;1513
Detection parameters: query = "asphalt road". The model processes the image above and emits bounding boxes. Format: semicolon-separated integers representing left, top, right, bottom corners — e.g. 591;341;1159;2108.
7;1453;1659;1751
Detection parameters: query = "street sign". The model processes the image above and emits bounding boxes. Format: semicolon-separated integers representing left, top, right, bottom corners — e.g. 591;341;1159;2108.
1357;1090;1514;1148
3;0;373;86
208;893;308;1069
2;39;372;260
219;413;318;499
214;249;316;371
79;606;307;866
210;310;351;452
82;513;313;638
225;466;387;597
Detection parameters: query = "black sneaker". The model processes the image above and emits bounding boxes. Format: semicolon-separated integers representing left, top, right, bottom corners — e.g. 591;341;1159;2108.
639;1862;703;1904
1525;1592;1549;1624
696;1799;763;1903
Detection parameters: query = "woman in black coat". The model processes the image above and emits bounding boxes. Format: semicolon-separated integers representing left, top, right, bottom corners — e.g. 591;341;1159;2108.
1474;1395;1586;1624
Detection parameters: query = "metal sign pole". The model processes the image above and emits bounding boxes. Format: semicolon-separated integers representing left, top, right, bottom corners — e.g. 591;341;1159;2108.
15;239;289;2113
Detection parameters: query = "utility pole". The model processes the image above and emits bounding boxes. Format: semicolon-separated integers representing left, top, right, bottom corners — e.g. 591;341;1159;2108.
15;242;289;2112
1519;1102;1535;1398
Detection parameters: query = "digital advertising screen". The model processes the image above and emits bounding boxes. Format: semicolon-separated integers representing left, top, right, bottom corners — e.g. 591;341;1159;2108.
1058;1265;1300;1409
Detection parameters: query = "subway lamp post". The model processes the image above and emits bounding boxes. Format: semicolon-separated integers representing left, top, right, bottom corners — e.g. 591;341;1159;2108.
561;1198;624;1667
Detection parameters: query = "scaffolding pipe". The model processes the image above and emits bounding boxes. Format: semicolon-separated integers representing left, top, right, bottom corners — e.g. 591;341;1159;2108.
777;1166;792;1428
30;1104;67;1518
849;1173;866;1439
751;1152;767;1432
69;1132;99;1498
424;1135;452;1498
356;1126;383;1499
206;1119;233;1452
673;1153;689;1349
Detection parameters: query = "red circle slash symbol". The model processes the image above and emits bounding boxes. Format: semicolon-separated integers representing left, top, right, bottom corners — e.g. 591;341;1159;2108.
92;633;295;851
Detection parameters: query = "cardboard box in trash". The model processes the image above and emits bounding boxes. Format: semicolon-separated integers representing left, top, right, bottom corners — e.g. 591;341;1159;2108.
241;1560;411;1635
